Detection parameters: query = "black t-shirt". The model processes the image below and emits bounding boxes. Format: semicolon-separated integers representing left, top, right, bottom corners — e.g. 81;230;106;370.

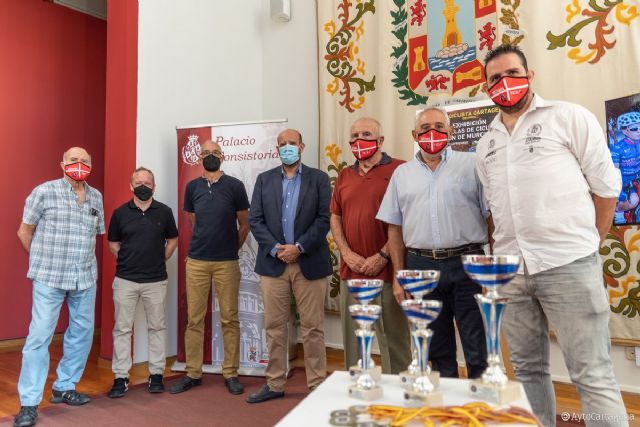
108;199;179;283
183;175;250;261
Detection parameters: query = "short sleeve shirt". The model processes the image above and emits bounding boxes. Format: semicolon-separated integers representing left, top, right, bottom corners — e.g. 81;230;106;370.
108;199;178;283
22;178;105;290
330;153;403;282
184;174;250;261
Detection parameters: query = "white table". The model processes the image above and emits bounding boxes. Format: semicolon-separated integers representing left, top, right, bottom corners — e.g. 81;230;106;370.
276;371;533;426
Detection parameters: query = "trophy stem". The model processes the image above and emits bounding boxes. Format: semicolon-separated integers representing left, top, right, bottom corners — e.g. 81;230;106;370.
410;328;434;393
476;292;508;386
353;329;379;392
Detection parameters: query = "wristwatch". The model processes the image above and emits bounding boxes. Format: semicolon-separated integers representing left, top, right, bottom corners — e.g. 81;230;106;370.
295;242;304;253
378;249;390;260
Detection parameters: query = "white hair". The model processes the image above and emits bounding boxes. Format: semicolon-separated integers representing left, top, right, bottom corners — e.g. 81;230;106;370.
415;107;450;127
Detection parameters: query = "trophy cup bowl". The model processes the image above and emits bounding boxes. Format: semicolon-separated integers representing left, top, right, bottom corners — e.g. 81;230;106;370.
346;280;384;382
395;270;440;387
396;270;440;299
400;299;443;407
461;254;523;404
347;279;384;305
348;304;383;401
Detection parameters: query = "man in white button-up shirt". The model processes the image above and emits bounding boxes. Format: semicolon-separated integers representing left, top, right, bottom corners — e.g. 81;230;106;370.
476;44;627;427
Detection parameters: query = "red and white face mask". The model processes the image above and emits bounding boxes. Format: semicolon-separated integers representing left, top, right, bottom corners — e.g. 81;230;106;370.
350;138;379;161
417;129;448;155
64;162;91;181
487;75;529;108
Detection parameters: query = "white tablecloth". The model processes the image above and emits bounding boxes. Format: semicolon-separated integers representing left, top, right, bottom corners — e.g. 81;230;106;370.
276;371;533;426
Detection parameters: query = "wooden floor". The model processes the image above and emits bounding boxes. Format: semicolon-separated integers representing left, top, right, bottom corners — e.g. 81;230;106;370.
1;334;639;424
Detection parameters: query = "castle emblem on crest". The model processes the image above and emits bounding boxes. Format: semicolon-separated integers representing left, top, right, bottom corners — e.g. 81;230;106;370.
392;0;516;105
182;134;201;165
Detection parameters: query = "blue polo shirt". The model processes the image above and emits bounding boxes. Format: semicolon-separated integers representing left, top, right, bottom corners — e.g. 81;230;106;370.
183;174;250;261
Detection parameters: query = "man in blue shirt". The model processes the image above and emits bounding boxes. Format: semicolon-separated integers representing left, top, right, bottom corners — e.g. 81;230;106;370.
377;107;492;379
247;129;332;403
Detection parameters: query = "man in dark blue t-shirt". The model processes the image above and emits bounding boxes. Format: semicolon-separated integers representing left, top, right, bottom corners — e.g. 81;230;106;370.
170;140;250;396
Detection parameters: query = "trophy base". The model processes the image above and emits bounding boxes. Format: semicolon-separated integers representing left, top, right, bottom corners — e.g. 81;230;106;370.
469;380;522;405
403;389;443;407
348;384;383;401
349;365;382;382
399;370;439;390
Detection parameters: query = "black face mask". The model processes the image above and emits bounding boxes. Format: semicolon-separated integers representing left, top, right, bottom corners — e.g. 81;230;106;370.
133;184;153;201
203;155;221;172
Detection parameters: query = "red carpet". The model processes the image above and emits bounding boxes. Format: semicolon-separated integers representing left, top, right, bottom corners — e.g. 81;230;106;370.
0;369;310;427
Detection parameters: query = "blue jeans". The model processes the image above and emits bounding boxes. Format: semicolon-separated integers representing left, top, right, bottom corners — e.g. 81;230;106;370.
18;281;96;406
501;253;628;427
406;252;487;379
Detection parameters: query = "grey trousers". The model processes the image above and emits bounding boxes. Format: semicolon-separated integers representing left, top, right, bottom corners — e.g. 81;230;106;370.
501;253;628;427
340;280;411;374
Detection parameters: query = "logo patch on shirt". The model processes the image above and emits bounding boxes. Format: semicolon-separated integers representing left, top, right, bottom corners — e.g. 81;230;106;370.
527;124;542;136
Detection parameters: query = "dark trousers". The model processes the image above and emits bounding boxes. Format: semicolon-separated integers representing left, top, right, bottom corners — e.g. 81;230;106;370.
406;252;487;379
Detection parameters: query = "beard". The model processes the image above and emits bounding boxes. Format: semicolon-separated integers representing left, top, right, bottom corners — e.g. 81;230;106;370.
497;90;532;114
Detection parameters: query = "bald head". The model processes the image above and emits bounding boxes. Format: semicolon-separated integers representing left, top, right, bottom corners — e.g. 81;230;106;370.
350;117;383;140
62;147;91;165
277;129;303;146
200;139;222;155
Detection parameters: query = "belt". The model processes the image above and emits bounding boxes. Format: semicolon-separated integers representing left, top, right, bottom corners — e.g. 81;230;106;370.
406;243;485;260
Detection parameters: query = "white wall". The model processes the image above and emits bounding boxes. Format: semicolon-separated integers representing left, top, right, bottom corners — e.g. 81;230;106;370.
133;0;319;363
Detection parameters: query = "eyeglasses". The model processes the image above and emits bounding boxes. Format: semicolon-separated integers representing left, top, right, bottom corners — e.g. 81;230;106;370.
626;127;640;132
200;150;223;157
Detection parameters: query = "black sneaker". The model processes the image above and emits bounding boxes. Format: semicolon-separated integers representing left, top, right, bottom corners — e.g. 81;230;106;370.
14;406;37;427
148;374;165;393
108;377;129;398
50;389;90;406
169;375;202;394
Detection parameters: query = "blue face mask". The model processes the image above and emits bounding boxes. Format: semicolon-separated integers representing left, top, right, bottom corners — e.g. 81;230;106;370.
279;144;300;166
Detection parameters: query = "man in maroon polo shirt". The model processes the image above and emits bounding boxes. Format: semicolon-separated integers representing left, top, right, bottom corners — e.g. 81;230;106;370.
330;117;411;374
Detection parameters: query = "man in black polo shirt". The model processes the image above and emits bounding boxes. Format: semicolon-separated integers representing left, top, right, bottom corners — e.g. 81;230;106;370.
107;167;178;398
170;140;250;396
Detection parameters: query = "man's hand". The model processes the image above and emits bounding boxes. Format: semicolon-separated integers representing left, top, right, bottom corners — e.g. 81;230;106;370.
360;253;387;276
277;244;300;264
392;277;411;305
342;250;366;274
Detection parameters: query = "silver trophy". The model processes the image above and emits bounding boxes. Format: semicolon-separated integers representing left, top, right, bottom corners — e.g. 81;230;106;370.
462;254;522;404
400;299;444;406
348;304;383;400
346;279;384;382
395;270;440;388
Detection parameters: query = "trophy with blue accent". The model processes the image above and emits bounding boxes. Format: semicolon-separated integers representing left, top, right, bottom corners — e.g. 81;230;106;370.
346;279;384;383
462;254;522;404
348;304;383;400
395;270;440;388
401;299;444;406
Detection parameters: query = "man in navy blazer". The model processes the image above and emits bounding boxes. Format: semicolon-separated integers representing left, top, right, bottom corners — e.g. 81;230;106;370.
246;128;332;404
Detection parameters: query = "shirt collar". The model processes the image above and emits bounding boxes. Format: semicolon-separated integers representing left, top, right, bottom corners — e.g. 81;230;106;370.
281;163;303;177
415;147;450;164
60;177;89;193
488;93;551;131
350;152;392;170
128;199;159;210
